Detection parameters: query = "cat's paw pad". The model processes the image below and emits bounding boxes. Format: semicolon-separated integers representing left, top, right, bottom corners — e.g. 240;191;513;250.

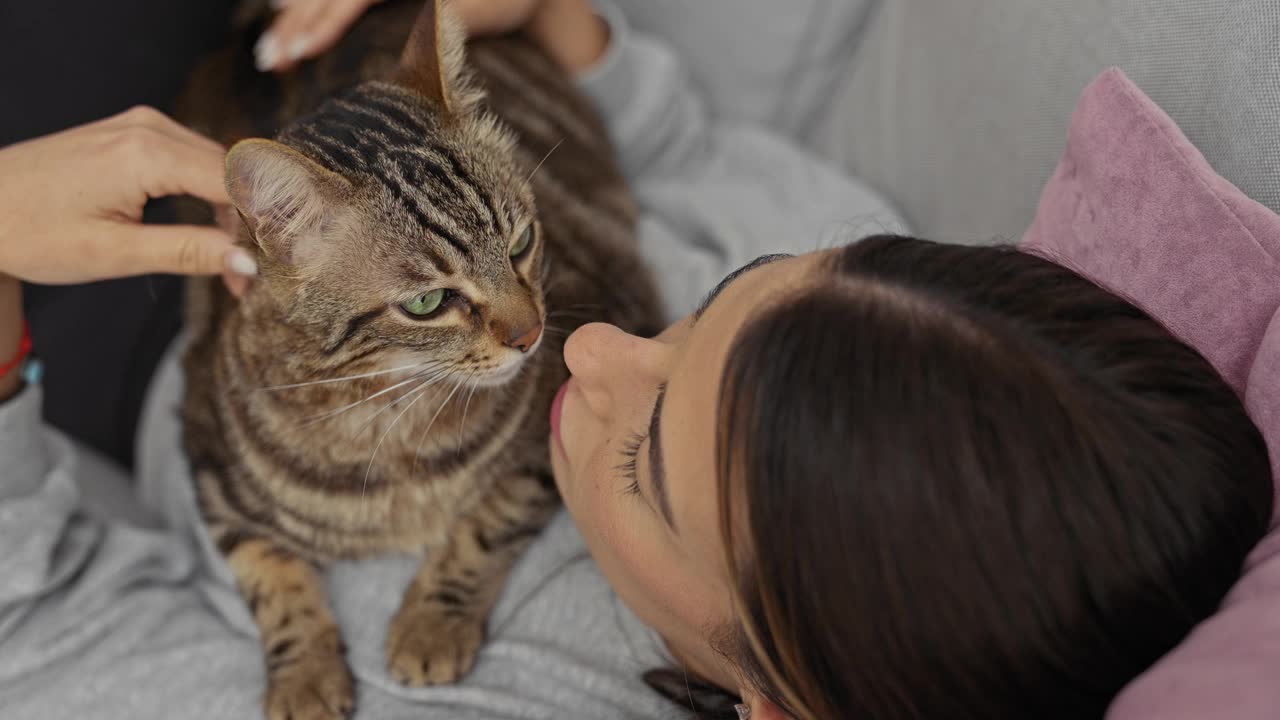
386;603;485;687
266;653;355;720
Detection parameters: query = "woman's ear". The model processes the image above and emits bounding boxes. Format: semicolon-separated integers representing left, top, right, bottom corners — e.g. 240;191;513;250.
736;686;790;720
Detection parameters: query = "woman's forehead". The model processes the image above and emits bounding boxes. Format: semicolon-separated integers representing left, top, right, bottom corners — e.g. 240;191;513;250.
661;253;821;569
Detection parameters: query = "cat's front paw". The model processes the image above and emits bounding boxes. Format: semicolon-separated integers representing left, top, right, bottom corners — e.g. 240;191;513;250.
386;600;485;687
266;652;355;720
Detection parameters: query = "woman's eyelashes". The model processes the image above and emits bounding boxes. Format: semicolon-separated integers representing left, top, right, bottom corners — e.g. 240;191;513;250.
615;430;646;498
617;383;669;505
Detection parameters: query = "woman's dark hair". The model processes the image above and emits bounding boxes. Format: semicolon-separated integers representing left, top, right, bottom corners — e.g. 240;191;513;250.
688;235;1272;719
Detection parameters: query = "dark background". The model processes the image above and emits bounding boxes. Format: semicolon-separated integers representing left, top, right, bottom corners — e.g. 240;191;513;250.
1;0;236;467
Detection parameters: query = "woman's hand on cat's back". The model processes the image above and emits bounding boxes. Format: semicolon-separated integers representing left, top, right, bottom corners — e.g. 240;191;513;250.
249;0;544;62
255;0;385;72
255;0;606;74
0;107;258;285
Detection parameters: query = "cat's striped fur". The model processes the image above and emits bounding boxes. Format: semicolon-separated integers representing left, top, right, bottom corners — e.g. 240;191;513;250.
179;2;661;718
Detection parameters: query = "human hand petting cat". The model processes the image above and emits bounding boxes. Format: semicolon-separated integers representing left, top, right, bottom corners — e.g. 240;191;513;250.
255;0;385;72
259;0;608;74
0;106;256;285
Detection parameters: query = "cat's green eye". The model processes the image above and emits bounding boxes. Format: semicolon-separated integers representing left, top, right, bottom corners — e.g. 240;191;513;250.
510;226;534;258
401;289;447;317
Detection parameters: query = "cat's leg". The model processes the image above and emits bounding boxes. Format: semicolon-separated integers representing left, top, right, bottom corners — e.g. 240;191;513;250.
386;470;558;686
218;529;355;720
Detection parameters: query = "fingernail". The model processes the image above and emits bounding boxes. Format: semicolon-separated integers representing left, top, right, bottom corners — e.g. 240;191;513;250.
227;249;259;276
287;33;313;61
254;32;280;71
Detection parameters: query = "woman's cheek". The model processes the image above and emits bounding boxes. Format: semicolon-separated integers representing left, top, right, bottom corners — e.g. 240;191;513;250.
578;469;705;639
578;460;637;557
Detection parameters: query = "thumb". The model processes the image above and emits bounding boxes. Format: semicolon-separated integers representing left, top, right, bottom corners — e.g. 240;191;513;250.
116;224;258;278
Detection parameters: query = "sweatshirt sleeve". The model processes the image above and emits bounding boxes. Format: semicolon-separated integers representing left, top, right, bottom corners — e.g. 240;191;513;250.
0;385;263;719
579;1;906;320
0;385;85;615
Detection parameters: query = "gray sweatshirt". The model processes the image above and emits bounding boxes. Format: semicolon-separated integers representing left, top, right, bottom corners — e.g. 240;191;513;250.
0;4;901;719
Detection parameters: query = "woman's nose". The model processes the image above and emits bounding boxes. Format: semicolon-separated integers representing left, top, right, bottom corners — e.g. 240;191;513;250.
563;323;669;419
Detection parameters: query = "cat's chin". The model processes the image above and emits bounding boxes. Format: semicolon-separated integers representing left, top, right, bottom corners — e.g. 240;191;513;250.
470;353;535;388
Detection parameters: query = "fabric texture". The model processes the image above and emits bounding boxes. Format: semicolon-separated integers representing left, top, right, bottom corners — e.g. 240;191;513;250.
1023;68;1280;720
815;0;1280;244
579;0;902;322
611;0;874;139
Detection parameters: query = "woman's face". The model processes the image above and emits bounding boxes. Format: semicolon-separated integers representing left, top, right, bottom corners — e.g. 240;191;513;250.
550;252;816;691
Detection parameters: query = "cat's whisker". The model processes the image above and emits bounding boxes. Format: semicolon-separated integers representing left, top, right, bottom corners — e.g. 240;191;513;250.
411;382;453;510
257;360;436;392
360;376;437;501
350;366;456;438
522;139;564;191
457;369;480;448
411;376;467;479
299;368;436;427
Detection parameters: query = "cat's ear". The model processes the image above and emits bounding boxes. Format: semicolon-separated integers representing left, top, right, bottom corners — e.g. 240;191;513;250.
397;0;462;111
225;139;347;266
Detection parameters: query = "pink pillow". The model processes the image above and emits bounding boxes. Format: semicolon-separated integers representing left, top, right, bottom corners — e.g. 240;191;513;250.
1023;68;1280;719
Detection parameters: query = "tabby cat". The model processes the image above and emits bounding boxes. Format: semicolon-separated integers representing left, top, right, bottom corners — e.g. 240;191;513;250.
179;1;661;718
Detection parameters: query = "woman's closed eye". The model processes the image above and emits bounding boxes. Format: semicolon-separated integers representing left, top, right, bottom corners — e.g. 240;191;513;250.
614;384;676;532
613;258;791;523
615;430;646;498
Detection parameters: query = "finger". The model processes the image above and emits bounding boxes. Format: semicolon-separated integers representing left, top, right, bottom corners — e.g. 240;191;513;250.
142;110;227;159
258;0;329;71
128;131;231;206
222;269;253;298
117;108;228;173
106;106;224;159
303;0;379;60
108;224;254;278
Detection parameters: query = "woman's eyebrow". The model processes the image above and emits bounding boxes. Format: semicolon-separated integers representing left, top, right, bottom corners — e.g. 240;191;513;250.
691;253;793;323
647;383;675;531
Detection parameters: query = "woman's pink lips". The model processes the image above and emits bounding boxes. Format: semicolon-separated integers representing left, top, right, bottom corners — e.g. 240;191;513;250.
551;378;570;448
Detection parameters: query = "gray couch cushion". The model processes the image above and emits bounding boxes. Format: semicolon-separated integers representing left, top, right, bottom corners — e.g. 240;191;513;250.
613;0;873;137
812;0;1280;243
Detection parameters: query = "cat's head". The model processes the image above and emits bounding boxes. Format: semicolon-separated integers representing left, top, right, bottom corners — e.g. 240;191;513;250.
225;0;543;387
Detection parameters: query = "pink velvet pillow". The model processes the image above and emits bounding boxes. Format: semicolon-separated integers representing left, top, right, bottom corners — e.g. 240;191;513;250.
1023;68;1280;719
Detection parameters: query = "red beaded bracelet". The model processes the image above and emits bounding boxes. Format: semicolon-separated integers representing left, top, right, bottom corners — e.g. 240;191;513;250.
0;321;32;379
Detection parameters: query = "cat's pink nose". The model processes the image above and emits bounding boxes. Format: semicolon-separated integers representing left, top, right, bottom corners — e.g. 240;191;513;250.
504;322;543;353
